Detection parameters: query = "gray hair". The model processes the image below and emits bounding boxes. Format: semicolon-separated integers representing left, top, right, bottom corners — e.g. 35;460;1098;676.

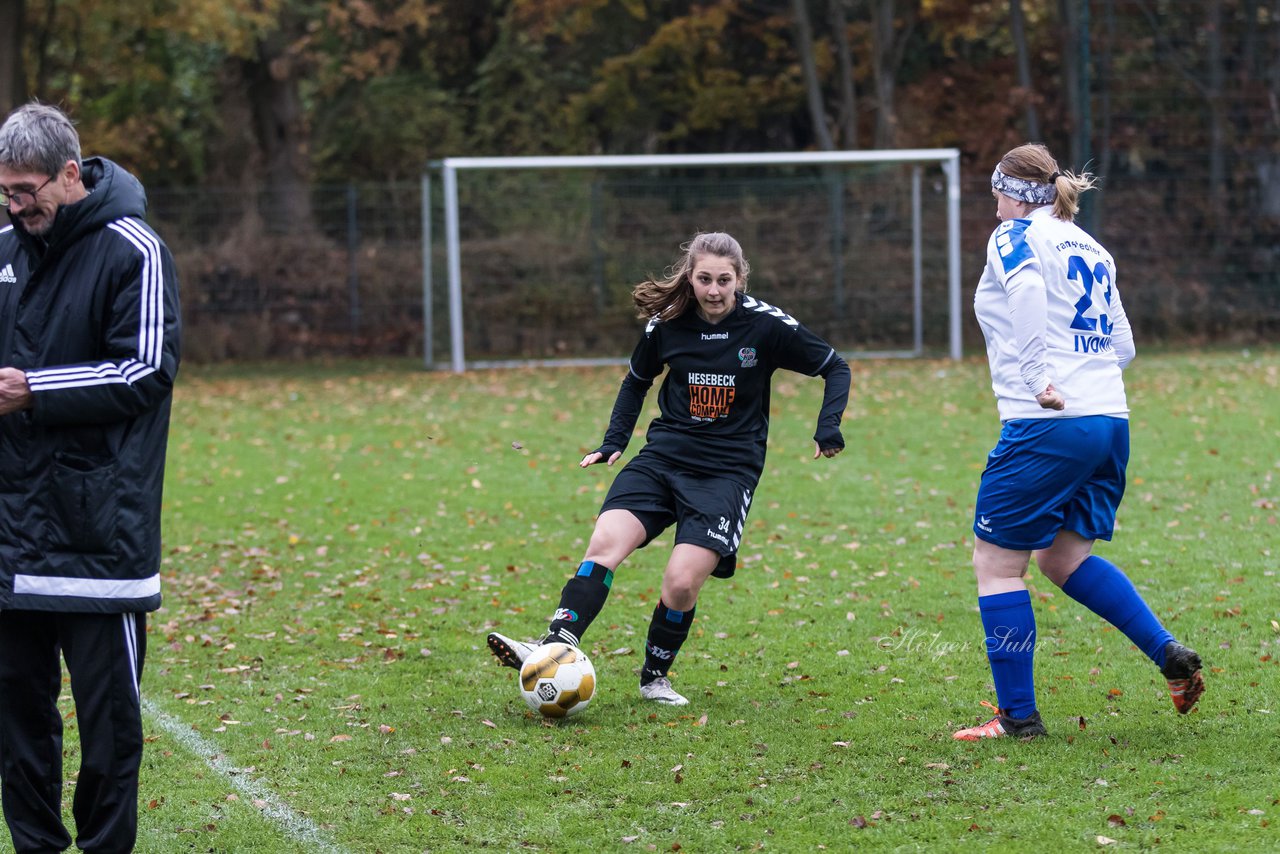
0;102;83;177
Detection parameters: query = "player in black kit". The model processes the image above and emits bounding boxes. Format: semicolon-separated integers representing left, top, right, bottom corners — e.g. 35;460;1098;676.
488;232;850;705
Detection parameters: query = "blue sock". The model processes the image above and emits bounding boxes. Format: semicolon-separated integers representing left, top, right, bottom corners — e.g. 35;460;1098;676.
1061;555;1174;668
978;589;1037;719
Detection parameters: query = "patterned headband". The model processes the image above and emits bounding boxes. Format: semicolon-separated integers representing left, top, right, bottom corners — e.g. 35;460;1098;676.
991;166;1058;205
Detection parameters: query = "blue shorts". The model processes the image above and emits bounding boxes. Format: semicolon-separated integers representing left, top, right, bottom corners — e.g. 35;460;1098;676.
973;416;1129;551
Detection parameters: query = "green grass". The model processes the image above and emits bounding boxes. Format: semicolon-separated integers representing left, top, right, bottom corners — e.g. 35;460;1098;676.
47;349;1278;852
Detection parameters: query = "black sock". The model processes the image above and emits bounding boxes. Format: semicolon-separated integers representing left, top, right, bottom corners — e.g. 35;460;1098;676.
545;561;614;646
640;600;696;685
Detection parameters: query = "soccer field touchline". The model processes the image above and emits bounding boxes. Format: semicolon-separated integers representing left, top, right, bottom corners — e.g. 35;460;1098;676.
143;698;350;854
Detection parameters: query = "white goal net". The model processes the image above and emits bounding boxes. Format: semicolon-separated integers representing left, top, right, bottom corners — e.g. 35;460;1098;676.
423;150;962;372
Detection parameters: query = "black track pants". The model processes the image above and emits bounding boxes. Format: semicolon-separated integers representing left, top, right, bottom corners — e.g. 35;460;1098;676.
0;610;146;854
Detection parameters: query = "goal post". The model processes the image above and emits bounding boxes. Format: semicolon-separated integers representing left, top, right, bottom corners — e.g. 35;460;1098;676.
423;150;962;372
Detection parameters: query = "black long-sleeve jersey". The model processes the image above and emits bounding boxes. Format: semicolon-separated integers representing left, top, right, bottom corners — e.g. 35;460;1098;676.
595;293;850;485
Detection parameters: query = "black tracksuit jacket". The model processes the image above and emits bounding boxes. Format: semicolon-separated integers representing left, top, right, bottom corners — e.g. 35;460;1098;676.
0;157;181;613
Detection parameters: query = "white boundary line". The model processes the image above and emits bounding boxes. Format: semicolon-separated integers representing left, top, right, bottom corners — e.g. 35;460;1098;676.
143;698;349;853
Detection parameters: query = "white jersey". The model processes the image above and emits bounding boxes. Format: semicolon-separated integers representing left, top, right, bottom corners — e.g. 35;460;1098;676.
974;205;1135;421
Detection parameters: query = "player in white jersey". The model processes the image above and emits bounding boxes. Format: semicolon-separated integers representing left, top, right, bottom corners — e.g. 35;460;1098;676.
954;144;1204;741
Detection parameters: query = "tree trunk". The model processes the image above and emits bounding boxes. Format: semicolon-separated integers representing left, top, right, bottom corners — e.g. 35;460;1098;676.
1059;0;1084;167
829;0;858;148
0;0;25;116
1009;0;1040;142
869;0;917;149
1096;0;1115;233
243;30;314;233
791;0;835;150
1267;0;1280;217
1204;0;1226;226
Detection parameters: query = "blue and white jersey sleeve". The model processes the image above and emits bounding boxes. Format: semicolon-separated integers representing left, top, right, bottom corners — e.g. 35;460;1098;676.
974;207;1130;421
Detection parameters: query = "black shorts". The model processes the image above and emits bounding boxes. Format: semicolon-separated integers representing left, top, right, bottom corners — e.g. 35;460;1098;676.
600;456;755;578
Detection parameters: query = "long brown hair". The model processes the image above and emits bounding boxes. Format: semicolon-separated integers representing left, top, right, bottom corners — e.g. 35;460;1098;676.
632;232;751;321
998;143;1098;222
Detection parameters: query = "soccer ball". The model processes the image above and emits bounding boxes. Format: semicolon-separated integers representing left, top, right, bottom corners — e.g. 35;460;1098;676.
519;643;596;719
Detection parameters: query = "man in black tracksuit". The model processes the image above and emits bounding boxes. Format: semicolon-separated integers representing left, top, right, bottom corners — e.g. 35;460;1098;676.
0;103;181;853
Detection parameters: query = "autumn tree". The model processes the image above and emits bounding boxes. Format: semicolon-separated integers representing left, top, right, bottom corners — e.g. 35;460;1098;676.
0;0;25;115
868;0;919;148
1009;0;1040;141
829;0;860;148
792;0;836;150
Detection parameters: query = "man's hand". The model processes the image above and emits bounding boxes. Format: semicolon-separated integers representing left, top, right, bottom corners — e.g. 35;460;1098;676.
0;367;32;415
813;442;843;460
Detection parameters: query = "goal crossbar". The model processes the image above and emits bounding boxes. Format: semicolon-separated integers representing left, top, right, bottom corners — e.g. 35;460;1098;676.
424;149;963;372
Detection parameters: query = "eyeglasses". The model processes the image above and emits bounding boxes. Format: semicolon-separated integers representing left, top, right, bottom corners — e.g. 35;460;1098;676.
0;174;56;210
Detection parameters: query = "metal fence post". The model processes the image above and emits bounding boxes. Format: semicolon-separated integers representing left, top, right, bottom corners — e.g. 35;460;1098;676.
422;171;434;370
347;184;360;344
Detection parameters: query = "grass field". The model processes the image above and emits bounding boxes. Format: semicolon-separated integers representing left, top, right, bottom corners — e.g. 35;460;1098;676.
46;349;1278;852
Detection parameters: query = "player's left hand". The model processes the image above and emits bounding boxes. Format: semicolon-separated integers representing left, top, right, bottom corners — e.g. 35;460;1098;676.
814;442;842;459
580;450;622;467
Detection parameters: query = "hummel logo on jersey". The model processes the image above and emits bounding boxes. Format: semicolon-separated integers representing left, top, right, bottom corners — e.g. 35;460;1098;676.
701;332;728;340
0;263;15;284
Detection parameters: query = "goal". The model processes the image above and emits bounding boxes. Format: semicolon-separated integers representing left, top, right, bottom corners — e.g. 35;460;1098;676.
422;150;962;372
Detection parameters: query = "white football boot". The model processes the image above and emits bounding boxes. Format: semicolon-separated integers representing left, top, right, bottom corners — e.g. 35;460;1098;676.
486;632;538;670
639;676;689;706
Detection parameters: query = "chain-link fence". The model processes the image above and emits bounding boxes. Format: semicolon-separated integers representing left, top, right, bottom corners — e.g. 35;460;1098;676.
149;170;1279;366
